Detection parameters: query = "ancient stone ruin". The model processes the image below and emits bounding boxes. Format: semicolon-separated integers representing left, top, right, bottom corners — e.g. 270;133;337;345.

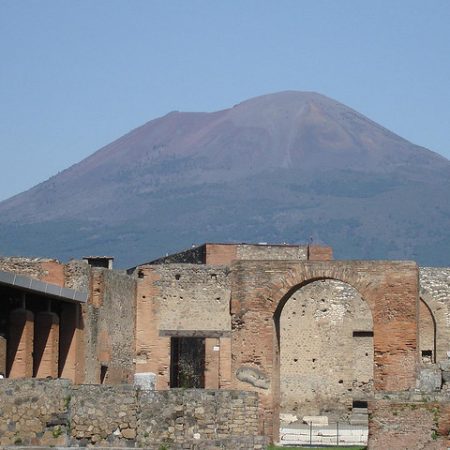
0;242;450;448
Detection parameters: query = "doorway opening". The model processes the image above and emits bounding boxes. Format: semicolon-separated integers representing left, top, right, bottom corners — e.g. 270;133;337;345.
170;337;205;388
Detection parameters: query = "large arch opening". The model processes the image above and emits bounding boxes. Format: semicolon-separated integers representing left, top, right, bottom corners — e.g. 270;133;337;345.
276;279;374;423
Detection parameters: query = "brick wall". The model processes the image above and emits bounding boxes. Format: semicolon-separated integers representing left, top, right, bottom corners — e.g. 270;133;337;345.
369;393;450;449
133;264;231;389
205;243;238;264
141;242;331;266
228;259;419;441
308;244;333;261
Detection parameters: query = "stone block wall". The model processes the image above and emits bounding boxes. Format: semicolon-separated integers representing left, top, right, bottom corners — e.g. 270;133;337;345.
137;389;261;447
0;379;264;448
70;384;137;445
0;379;71;447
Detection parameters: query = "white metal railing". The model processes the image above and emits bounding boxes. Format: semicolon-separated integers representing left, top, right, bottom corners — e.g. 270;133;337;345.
280;422;368;446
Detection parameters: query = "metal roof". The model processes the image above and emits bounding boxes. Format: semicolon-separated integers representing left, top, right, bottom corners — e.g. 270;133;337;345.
0;270;88;304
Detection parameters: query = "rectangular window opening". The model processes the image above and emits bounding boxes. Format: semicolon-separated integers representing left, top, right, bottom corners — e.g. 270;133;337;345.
170;337;205;388
421;350;433;363
353;400;368;409
353;331;374;337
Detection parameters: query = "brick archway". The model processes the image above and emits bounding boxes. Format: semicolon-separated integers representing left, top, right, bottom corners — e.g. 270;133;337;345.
229;260;419;442
274;277;374;423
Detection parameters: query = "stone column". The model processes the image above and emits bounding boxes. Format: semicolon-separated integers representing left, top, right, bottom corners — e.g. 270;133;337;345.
34;311;59;378
8;308;34;378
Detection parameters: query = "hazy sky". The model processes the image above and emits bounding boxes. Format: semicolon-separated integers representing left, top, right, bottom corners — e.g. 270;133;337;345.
1;1;449;201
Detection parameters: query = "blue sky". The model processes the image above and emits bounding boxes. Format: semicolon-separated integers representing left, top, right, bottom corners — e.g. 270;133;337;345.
1;1;449;201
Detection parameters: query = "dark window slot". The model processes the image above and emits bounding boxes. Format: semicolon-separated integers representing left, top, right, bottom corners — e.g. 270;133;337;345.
353;400;368;408
353;331;373;337
100;365;108;384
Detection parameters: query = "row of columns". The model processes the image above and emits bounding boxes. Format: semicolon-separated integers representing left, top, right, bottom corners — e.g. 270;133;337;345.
2;299;80;381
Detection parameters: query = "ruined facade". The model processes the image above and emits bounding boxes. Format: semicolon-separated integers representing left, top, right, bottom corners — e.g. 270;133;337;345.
1;242;450;448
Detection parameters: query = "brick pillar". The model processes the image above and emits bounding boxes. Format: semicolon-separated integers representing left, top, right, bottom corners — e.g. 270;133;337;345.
0;335;6;376
59;303;82;382
219;336;232;388
34;311;59;378
204;337;220;388
7;309;34;378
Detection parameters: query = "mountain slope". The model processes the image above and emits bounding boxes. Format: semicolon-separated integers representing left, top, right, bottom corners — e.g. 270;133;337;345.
1;91;449;267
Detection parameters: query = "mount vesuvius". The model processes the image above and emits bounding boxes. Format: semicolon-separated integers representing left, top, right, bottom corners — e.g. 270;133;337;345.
1;91;449;267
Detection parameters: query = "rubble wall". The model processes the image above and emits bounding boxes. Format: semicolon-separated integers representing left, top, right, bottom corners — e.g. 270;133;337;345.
369;392;450;450
0;379;265;448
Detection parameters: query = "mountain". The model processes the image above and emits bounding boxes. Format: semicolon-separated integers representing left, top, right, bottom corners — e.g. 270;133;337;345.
1;91;449;267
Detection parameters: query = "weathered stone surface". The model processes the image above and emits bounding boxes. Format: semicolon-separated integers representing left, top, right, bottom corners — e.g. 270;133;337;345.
138;389;261;447
0;379;263;447
419;366;442;393
0;379;71;446
236;366;270;389
280;279;373;419
83;268;137;384
303;415;329;426
442;371;450;384
419;267;450;362
134;372;156;390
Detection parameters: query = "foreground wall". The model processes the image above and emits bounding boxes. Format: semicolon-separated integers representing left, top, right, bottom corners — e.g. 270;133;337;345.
0;379;266;449
369;392;450;450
